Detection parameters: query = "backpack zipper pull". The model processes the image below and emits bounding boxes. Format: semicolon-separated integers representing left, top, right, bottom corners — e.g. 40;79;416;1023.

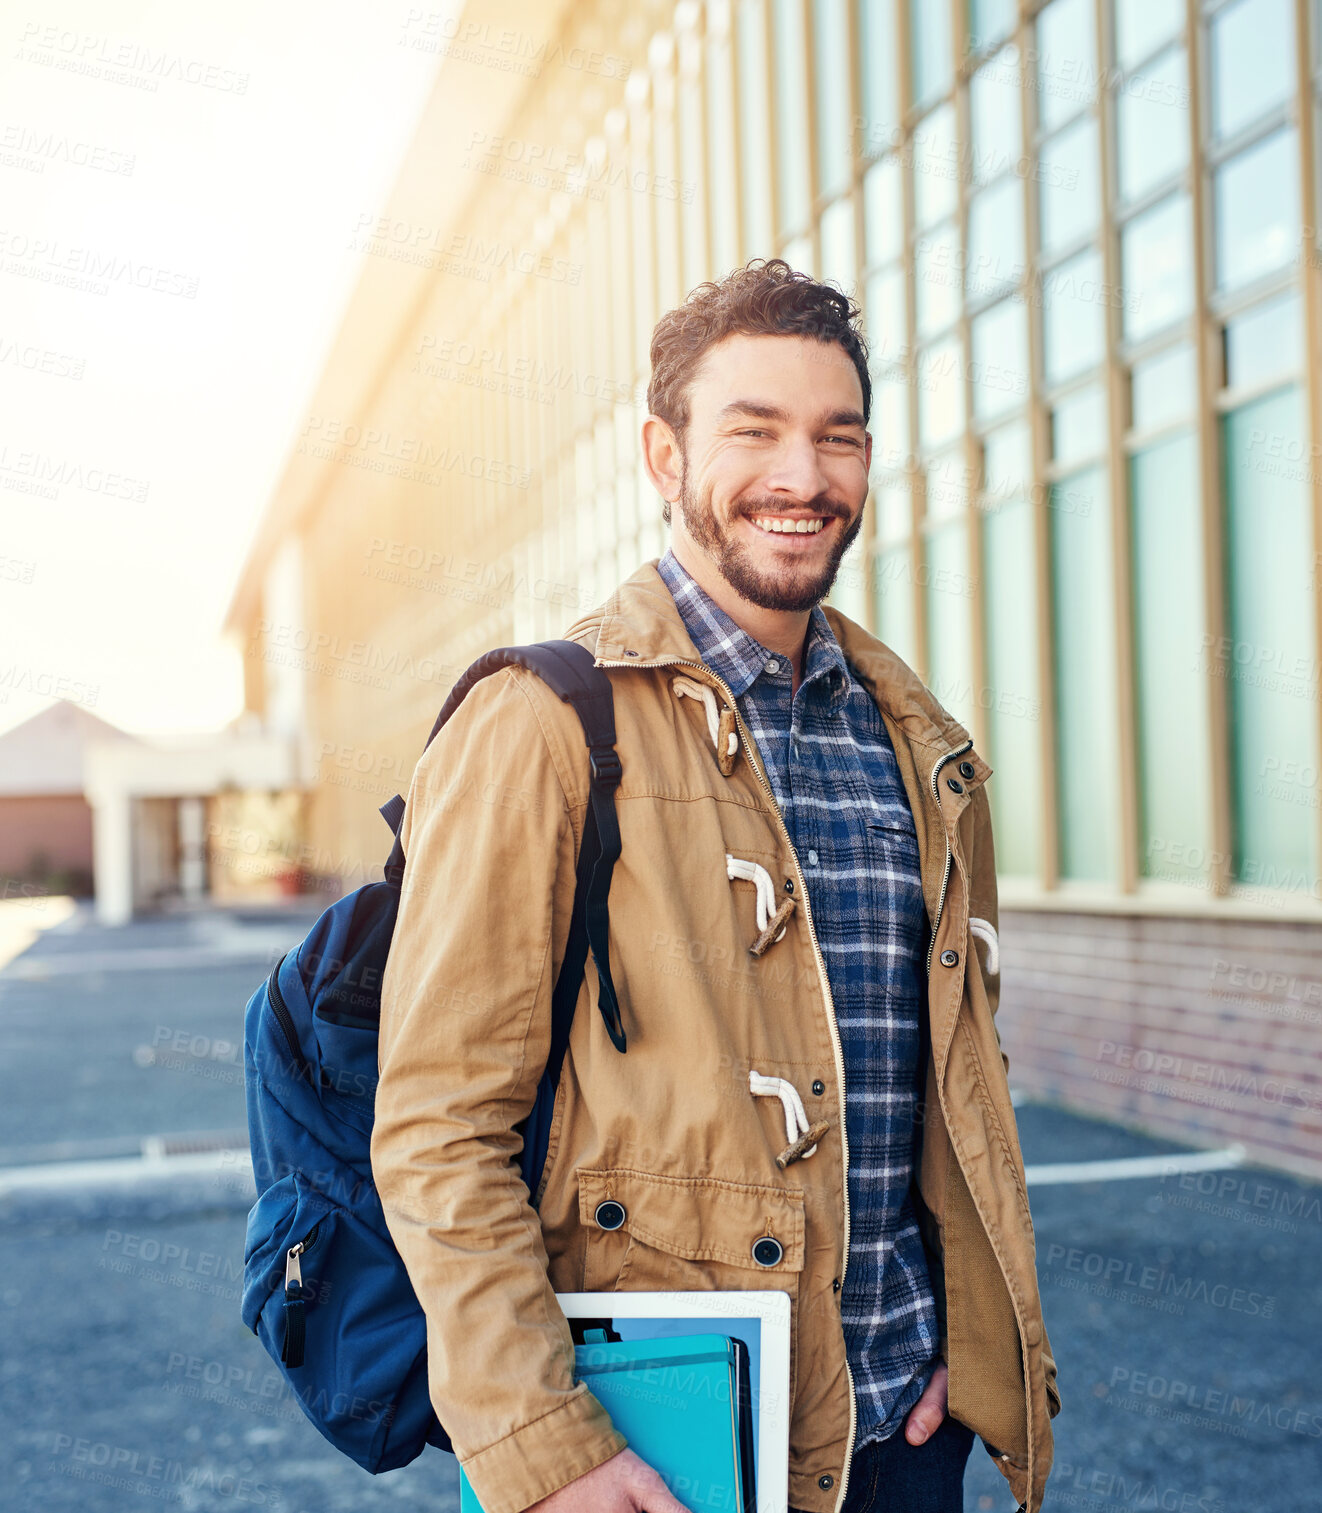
280;1240;307;1368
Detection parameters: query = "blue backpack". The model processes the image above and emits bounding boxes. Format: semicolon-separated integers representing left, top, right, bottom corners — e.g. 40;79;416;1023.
240;640;627;1473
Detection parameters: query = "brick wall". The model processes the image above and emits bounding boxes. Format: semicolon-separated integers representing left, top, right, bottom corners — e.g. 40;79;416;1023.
996;909;1322;1182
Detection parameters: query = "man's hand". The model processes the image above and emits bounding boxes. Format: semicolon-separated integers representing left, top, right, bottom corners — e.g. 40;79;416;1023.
525;1448;692;1513
904;1361;949;1446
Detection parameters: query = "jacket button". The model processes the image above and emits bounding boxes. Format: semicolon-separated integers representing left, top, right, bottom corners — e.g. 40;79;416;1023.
946;777;964;793
623;649;640;657
818;1474;834;1490
751;1236;783;1267
959;760;976;780
940;949;959;967
594;1200;626;1231
785;878;794;893
812;1079;825;1096
832;1277;841;1292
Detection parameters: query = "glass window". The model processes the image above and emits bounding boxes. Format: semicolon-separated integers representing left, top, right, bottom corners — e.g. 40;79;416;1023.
967;174;1024;302
1051;384;1107;464
970;44;1022;187
866;265;909;369
1113;0;1183;70
815;0;853;200
875;478;913;546
925;519;975;727
873;371;911;473
1221;386;1318;886
969;0;1018;54
864;155;903;265
1131;342;1195;430
971;298;1030;423
1224;291;1303;390
875;543;918;663
706;15;739;275
1039;116;1100;256
915;219;962;338
772;0;811;234
1036;0;1096;133
982;492;1043;876
925;447;970;523
858;0;900;157
913;103;959;229
1116;46;1188;203
1121;192;1192;342
1043;246;1106;384
1214;128;1299;293
820;197;857;293
678;69;708;292
983;418;1034;502
1051;463;1119;880
737;0;774;257
917;334;966;450
1210;0;1294;141
782;233;814;273
1130;430;1210;883
910;0;953;107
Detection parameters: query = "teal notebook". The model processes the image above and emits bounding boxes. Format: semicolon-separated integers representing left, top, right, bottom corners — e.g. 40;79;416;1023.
459;1331;755;1513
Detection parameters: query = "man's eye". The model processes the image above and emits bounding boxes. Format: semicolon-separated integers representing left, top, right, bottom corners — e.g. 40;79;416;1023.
824;435;862;446
738;428;770;439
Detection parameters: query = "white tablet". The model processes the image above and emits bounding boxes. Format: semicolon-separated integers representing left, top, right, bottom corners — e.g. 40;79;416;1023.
556;1290;792;1513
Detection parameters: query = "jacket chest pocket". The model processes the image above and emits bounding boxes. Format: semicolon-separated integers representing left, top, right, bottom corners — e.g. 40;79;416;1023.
576;1167;806;1401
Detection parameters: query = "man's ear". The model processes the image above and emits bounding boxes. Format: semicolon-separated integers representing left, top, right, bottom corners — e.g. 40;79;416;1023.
641;415;683;505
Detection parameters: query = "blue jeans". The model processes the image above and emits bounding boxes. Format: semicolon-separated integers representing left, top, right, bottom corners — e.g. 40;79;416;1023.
792;1416;976;1513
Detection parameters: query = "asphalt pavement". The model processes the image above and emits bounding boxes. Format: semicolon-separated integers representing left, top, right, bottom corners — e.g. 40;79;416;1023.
1;904;1317;1512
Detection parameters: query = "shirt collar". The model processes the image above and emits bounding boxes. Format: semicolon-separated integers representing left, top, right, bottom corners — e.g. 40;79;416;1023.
657;548;851;705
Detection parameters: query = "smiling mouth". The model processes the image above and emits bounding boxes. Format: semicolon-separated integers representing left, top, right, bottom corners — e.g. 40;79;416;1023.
747;514;829;535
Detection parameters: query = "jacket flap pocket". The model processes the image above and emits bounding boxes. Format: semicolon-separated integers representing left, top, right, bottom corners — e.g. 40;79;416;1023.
576;1167;805;1272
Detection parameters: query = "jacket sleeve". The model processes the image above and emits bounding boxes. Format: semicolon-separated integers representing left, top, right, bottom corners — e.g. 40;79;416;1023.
371;666;627;1513
966;783;1062;1420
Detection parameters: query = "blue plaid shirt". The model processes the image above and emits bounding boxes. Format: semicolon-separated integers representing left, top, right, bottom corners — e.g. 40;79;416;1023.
658;550;938;1447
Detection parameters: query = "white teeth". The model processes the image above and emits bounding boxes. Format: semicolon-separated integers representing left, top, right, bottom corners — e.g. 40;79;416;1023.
751;515;825;534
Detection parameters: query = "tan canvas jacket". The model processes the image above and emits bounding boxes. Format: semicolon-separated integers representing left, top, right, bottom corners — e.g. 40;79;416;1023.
372;560;1061;1513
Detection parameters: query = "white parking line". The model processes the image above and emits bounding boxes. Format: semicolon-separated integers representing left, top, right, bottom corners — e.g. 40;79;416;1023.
1025;1144;1247;1186
0;1147;254;1196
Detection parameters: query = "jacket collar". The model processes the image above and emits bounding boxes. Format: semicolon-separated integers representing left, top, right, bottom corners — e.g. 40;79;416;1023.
569;558;988;783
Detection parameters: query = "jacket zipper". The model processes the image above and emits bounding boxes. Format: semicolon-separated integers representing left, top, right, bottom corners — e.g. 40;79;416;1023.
924;742;974;977
596;652;858;1511
267;953;309;1074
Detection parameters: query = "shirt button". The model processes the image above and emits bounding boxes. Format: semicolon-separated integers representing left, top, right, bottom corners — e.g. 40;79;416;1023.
765;658;780;674
807;849;819;865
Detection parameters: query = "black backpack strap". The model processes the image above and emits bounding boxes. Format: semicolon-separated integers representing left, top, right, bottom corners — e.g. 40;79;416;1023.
378;639;626;1069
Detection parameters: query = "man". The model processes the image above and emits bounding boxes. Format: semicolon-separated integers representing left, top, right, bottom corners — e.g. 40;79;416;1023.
373;260;1060;1513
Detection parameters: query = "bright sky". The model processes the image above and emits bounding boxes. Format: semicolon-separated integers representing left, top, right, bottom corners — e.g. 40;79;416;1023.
0;0;449;737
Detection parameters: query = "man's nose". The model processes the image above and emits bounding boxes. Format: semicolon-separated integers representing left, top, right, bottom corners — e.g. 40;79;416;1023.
760;436;831;502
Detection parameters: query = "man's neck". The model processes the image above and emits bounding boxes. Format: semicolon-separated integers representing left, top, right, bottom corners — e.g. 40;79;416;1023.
668;537;812;688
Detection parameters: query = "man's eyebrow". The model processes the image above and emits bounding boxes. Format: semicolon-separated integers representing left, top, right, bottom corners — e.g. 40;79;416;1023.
714;400;868;429
714;400;792;423
823;408;867;430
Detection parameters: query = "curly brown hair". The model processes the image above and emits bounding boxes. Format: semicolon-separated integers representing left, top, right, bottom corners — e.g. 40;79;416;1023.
647;259;871;520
